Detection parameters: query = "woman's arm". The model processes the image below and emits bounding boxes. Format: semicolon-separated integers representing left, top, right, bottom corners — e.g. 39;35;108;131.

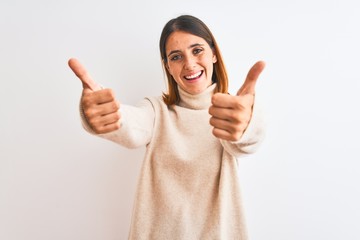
80;98;155;149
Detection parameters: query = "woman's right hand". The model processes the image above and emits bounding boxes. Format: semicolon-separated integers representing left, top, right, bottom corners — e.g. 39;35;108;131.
68;58;121;134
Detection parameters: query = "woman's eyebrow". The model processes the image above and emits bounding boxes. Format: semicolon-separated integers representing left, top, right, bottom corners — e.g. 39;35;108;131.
189;43;204;48
168;43;205;57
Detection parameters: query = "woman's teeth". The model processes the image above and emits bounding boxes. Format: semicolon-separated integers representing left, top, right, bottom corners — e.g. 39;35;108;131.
184;71;202;80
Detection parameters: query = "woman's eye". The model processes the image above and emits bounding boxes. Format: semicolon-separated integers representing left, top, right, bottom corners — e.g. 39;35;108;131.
170;55;181;61
193;48;203;55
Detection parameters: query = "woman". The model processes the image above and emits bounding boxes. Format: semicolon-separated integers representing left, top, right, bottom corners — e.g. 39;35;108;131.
69;15;265;240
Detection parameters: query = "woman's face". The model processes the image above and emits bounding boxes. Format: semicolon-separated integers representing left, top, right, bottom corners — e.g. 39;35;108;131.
165;31;217;95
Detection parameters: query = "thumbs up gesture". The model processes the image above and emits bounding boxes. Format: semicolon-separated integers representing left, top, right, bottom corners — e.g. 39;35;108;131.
209;61;265;141
68;58;121;134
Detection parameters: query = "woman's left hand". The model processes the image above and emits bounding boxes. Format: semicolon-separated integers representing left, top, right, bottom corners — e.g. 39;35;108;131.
209;61;265;141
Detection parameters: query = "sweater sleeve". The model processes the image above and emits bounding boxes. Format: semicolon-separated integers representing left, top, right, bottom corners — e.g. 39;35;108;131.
220;98;266;158
80;98;155;149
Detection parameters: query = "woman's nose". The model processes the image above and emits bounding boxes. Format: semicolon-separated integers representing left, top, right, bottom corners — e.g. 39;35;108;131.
184;56;196;70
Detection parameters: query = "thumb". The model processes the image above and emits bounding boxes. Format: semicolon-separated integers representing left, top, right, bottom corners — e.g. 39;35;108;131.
237;60;266;96
68;58;101;91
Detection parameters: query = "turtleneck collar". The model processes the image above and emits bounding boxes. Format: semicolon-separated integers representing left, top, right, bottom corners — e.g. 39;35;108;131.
177;83;216;110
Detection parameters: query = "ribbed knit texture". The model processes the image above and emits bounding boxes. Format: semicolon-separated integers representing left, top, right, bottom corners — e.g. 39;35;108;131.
83;84;265;240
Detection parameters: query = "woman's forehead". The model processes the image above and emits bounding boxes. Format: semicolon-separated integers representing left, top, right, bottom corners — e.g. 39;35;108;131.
166;31;208;51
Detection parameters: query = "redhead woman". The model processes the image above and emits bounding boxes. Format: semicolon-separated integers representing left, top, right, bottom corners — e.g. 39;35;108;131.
69;15;266;240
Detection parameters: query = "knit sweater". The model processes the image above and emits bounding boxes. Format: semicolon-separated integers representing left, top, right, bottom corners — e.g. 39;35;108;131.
81;83;265;240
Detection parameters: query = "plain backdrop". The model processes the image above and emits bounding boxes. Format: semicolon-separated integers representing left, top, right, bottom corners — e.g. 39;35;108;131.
1;0;359;239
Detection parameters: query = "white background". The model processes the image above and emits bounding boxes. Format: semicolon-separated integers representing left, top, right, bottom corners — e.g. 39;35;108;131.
1;0;359;239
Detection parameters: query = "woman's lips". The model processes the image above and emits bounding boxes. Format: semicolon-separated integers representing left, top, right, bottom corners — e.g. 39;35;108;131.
184;70;203;81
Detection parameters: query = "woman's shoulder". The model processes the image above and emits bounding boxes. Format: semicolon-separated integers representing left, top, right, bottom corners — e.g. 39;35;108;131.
144;96;169;109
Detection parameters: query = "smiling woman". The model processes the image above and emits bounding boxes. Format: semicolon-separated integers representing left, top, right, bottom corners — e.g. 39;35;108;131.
165;31;217;95
69;15;266;239
159;15;229;105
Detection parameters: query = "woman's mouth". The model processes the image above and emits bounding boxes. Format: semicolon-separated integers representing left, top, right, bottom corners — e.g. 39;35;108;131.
184;70;203;81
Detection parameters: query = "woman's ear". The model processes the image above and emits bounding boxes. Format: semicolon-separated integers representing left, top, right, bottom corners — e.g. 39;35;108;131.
212;54;217;63
212;49;217;63
163;59;172;74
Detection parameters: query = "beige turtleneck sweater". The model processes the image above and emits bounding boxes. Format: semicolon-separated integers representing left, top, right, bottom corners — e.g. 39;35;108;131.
82;84;265;240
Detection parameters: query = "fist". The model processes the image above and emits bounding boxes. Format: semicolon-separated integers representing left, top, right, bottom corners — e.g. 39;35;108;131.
209;61;265;141
68;58;122;134
209;93;254;141
81;88;121;134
